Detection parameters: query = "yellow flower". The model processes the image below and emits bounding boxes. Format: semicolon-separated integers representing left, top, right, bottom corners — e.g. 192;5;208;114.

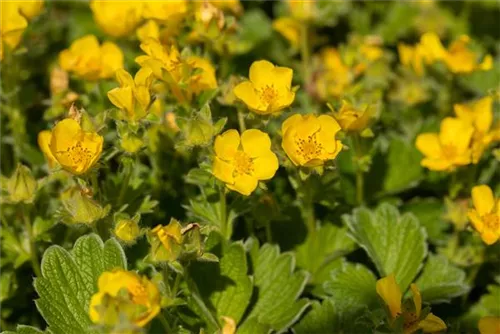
376;274;447;334
186;56;218;96
136;39;182;83
212;129;279;196
89;269;160;328
444;35;492;74
59;35;124;81
233;60;295;115
90;1;143;38
49;118;103;175
137;20;160;43
287;0;316;21
142;1;187;21
108;68;154;122
479;316;500;334
415;117;474;171
273;17;301;50
38;130;58;168
333;100;375;132
281;114;343;167
150;220;183;262
454;96;499;163
419;32;447;64
1;2;28;56
210;0;242;14
315;48;352;99
468;185;500;245
398;43;425;76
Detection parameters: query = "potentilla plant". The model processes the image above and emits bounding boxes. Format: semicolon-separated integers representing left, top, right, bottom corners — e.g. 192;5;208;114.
1;1;500;334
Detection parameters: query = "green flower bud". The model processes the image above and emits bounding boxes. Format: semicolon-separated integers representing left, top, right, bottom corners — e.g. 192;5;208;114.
7;164;37;203
60;187;109;225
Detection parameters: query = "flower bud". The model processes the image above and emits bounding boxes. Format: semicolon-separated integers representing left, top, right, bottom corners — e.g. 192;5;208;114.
114;214;141;243
60;187;109;225
149;219;183;262
6;164;37;203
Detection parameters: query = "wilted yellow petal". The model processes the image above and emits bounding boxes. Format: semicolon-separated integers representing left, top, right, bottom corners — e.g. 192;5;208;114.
376;274;402;320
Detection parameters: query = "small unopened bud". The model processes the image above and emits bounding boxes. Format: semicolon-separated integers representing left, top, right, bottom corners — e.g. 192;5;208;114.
149;219;183;262
7;164;37;203
114;214;141;243
60;187;109;225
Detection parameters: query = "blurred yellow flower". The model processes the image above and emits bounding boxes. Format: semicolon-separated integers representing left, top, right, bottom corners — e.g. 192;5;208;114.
89;269;160;328
59;35;124;81
282;114;343;167
444;35;492;74
479;316;500;334
114;218;141;243
454;96;500;163
287;0;316;21
273;17;301;49
416;117;473;171
398;43;425;76
142;1;187;21
108;68;154;122
16;0;44;19
150;220;183;261
38;130;58;168
49;118;103;175
186;56;218;96
90;1;143;38
468;185;500;245
315;48;352;99
333;101;375;132
233;60;295;115
137;20;160;43
376;274;447;334
210;0;242;14
212;129;279;196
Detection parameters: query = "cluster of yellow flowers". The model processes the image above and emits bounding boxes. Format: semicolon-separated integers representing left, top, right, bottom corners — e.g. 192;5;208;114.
399;32;492;75
0;0;44;61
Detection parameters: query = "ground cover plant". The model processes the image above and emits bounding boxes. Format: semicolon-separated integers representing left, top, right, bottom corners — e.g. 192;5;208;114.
1;1;500;333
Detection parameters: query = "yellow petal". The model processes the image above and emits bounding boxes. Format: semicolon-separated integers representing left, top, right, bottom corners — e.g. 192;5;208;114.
252;151;279;180
282;128;302;166
473;96;493;133
50;118;81;153
296;114;320;138
38;130;57;168
272;66;293;90
468;209;485;234
212;157;235;184
226;173;258;196
88;291;105;323
249;60;276;87
241;129;272;158
420;157;453;171
233;81;263;112
478;316;500;334
479;55;493;71
134;67;154;88
108;86;134;117
472;185;495;216
376;274;402;320
439;117;474;154
214;129;240;160
282;114;302;135
100;41;124;79
115;68;134;87
134;86;151;113
419;313;447;333
410;283;422;318
481;229;500;245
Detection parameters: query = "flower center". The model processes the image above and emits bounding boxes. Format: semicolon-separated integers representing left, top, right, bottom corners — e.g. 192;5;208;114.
483;213;500;231
233;151;253;176
295;134;323;161
441;144;457;160
129;284;149;306
59;141;93;167
260;85;278;104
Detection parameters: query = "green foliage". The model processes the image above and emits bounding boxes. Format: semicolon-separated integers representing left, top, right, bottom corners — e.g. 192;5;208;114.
34;234;126;334
345;203;427;291
293;299;337;334
415;254;469;303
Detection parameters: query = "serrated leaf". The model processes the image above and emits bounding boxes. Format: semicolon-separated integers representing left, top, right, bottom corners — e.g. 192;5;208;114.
34;234;127;334
295;225;355;285
383;137;423;193
238;244;310;334
415;254;469;303
293;299;338;334
345;203;427;292
402;199;447;243
188;242;252;331
319;262;378;333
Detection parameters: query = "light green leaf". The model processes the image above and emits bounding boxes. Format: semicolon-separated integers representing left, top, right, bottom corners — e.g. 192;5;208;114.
383;137;423;194
293;299;338;334
462;284;500;330
402;199;447;243
238;244;310;334
1;325;44;334
345;203;427;292
295;224;355;284
415;254;469;303
34;234;127;334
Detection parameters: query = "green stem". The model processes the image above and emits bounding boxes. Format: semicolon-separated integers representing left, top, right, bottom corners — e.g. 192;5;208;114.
219;187;228;239
264;221;273;243
237;109;247;133
117;165;132;208
159;312;173;333
23;206;42;277
185;268;220;330
172;272;182;297
300;177;316;237
352;134;364;205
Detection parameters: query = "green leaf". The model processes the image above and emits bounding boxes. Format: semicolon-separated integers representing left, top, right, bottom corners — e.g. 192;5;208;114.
415;254;469;303
402;199;447;243
383;137;423;194
345;203;427;292
322;261;379;332
293;299;338;334
238;244;310;334
462;284;500;330
34;234;127;334
1;325;44;334
188;242;252;331
295;224;355;284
